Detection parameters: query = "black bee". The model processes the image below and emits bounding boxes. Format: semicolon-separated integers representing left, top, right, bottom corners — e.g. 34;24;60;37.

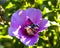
25;24;39;35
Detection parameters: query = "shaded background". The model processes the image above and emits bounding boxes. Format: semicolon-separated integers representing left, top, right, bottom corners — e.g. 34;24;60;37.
0;0;60;48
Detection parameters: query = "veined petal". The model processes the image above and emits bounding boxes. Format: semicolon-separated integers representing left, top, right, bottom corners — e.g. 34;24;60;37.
38;19;50;32
26;8;42;24
20;34;39;46
8;26;21;36
11;10;27;27
8;10;27;36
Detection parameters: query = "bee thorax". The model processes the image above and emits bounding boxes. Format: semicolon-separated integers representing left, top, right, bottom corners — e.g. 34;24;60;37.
25;24;39;35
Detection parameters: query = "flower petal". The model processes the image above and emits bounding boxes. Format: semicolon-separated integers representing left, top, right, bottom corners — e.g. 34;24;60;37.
38;19;49;32
26;8;42;24
20;34;39;46
11;10;27;27
8;25;21;36
8;10;27;36
8;27;15;36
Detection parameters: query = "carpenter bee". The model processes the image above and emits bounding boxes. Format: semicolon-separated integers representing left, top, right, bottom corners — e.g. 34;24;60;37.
25;24;39;35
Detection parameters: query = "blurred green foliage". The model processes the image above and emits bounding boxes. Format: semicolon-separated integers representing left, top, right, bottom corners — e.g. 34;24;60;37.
0;0;60;48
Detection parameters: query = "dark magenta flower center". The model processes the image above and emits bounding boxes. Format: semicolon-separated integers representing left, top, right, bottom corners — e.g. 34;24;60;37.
24;19;39;36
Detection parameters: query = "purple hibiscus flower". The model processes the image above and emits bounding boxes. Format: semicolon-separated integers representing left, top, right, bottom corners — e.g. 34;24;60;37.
8;8;49;46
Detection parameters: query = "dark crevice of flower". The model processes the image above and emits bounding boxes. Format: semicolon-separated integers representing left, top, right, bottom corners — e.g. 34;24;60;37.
24;19;39;36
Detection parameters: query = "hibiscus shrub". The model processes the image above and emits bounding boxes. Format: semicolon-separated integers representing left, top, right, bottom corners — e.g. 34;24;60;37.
0;0;60;48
